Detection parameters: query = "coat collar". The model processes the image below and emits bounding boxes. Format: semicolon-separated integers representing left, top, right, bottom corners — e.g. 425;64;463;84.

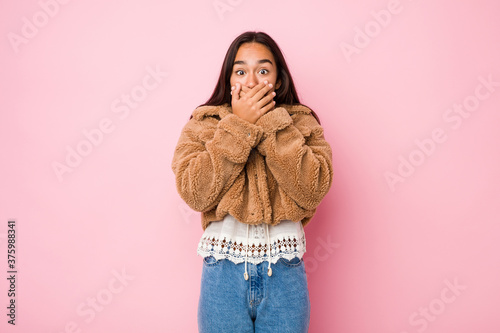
192;103;312;121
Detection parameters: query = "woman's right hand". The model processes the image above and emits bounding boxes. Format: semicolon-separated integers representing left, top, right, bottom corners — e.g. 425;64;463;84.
231;81;276;124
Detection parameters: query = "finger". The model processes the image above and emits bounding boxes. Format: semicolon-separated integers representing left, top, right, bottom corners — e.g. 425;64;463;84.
261;98;276;115
252;81;274;103
239;86;249;98
241;85;250;94
245;81;269;99
256;90;276;109
231;83;241;101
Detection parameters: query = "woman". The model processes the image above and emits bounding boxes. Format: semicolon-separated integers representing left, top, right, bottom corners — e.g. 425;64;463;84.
172;31;333;333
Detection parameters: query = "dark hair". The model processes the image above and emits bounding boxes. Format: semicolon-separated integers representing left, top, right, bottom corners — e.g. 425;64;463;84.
196;31;320;124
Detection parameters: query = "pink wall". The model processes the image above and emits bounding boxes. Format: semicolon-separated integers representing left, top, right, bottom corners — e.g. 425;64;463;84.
1;0;499;332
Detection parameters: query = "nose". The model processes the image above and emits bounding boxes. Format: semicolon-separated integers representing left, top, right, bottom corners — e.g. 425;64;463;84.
246;72;258;88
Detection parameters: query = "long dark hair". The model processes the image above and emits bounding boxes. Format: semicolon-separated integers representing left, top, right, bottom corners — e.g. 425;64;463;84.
196;31;320;124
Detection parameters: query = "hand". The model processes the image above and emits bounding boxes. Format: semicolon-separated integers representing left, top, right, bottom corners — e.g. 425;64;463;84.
231;81;276;124
237;85;251;98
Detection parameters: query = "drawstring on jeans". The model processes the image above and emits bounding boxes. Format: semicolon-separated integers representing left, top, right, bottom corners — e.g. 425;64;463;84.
244;224;249;280
265;224;273;277
244;223;272;281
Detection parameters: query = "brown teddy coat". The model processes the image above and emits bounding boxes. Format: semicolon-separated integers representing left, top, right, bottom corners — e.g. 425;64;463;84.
171;103;333;230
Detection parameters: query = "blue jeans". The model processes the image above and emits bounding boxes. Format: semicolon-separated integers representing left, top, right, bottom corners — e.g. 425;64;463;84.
198;256;311;333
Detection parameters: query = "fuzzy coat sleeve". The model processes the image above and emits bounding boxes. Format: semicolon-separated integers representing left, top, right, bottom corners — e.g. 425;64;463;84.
172;113;264;212
255;107;333;210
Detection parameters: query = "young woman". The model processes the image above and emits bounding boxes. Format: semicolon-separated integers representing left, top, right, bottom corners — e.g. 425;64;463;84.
172;31;333;333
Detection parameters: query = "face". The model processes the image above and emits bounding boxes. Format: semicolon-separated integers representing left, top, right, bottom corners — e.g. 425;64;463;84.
230;42;281;94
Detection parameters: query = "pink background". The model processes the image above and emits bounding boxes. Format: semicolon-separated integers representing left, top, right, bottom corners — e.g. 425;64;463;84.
1;0;499;332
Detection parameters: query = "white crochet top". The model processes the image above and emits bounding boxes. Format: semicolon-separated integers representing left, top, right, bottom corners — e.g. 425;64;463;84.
197;214;306;267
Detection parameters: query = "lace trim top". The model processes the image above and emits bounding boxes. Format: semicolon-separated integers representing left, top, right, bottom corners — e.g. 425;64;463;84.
197;214;307;268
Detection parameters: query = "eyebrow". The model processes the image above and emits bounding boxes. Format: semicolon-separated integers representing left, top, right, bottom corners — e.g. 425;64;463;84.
233;59;273;66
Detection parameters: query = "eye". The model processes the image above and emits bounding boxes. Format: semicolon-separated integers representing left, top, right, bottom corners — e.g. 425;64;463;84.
235;70;244;75
259;69;269;75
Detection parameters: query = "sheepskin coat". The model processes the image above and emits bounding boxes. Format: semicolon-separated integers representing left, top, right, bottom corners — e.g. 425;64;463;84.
172;103;333;230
